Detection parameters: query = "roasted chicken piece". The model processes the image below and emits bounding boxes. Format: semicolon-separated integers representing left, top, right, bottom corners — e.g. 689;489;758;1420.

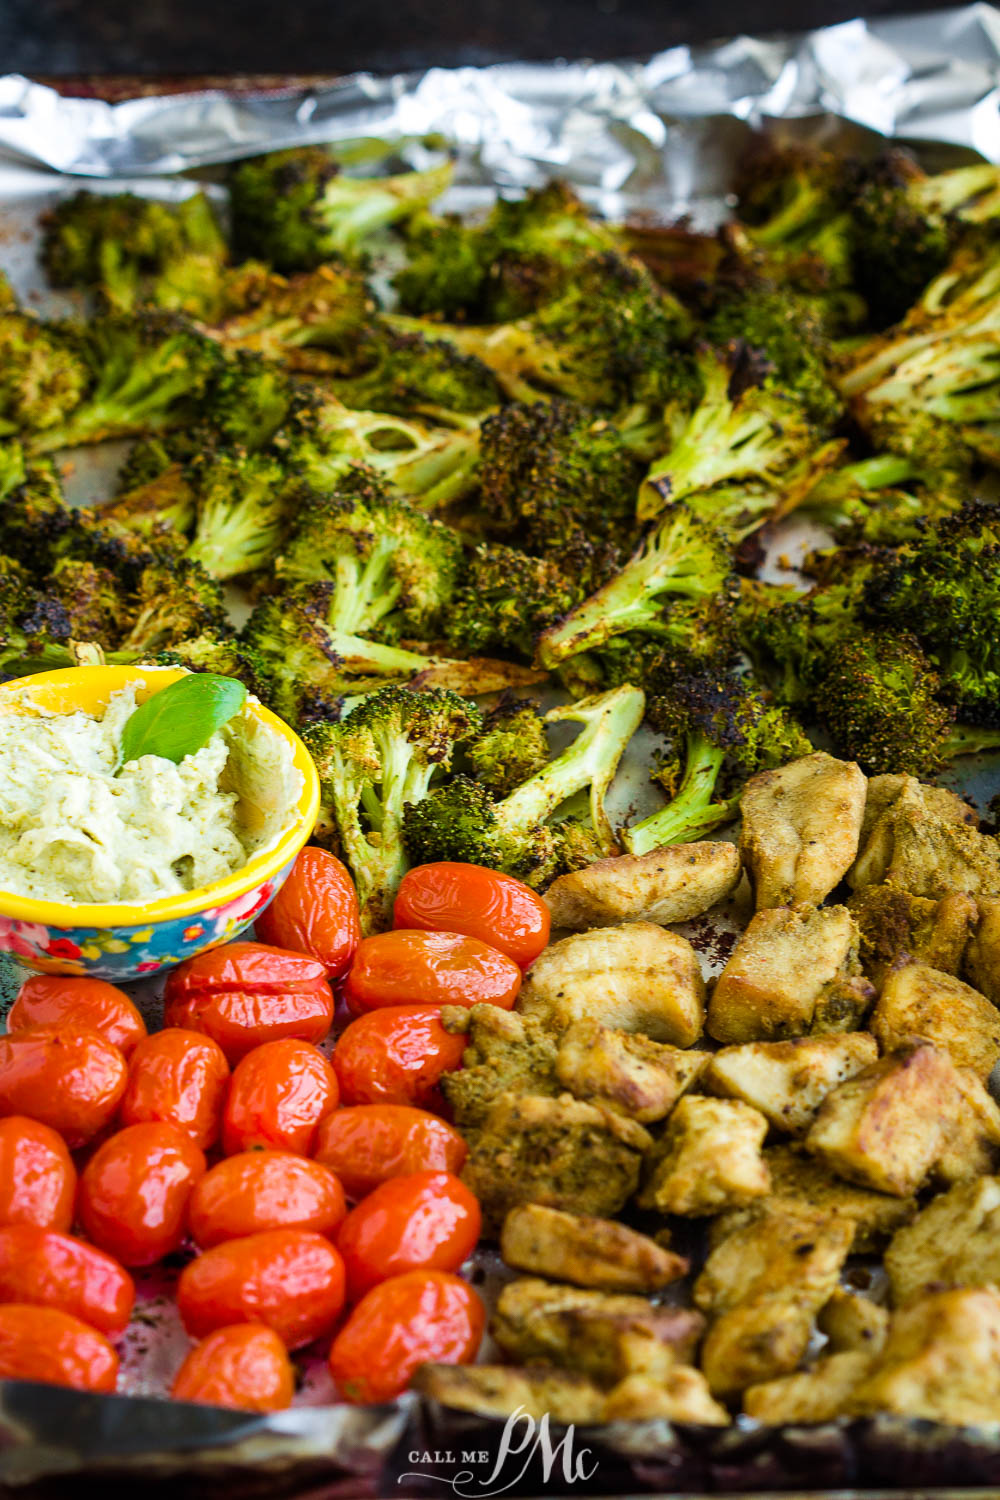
519;923;706;1046
492;1277;703;1385
555;1020;709;1123
707;903;874;1044
638;1096;770;1216
817;1287;889;1354
848;883;976;988
884;1175;1000;1305
870;961;1000;1078
499;1203;688;1292
738;1144;918;1251
852;1288;1000;1425
602;1370;730;1425
705;1033;878;1135
544;842;741;929
412;1363;608;1423
738;752;866;910
460;1091;651;1231
743;1350;874;1424
849;774;1000;899
964;895;1000;1004
934;1065;1000;1185
440;1005;559;1135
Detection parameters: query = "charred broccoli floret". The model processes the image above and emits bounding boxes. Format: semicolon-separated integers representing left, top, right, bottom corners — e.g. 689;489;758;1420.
0;559;73;675
209;264;372;361
466;697;550;797
704;282;842;429
444;540;593;659
184;449;302;580
622;661;812;854
0;313;89;439
328;324;502;422
229;147;453;272
403;683;645;885
800;452;968;544
50;558;128;643
0;455;77;567
118;558;228;655
102;465;198;551
303;684;481;932
200;354;296;451
149;631;273;698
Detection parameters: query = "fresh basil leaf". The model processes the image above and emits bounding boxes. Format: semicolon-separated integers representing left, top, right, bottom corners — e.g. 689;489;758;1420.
118;674;248;768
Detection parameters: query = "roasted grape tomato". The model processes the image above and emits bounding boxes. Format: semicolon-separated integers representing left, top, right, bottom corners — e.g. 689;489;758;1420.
336;1171;481;1300
0;1116;76;1231
0;1305;118;1393
344;930;520;1016
333;1006;466;1110
188;1151;346;1247
171;1324;294;1412
255;848;360;979
177;1228;346;1348
222;1039;338;1156
313;1105;466;1201
0;1225;134;1335
77;1121;206;1267
394;863;550;967
8;975;147;1056
0;1026;127;1148
119;1029;230;1149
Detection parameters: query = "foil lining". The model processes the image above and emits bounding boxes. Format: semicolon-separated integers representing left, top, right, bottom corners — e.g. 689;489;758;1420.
0;5;1000;1492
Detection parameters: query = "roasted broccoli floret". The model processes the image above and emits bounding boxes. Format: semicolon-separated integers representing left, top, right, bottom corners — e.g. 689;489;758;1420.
327;324;501;422
102;465;198;550
41;190;228;317
0;455;76;566
184;449;302;580
0;313;89;439
800;451;968;544
114;558;228;656
0;442;25;502
622;661;812;854
466;697;550;797
209;264;373;361
536;504;732;668
50;558;127;644
200;354;296;451
478;399;645;555
149;631;273;698
704;282;842;429
229;147;453;272
29;312;222;453
404;683;645;885
0;559;73;675
303;684;481;932
444;540;594;660
275;468;462;642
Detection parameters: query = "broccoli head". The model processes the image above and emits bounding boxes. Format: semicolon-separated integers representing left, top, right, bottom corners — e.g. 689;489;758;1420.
466;697;550;797
704;282;842;430
184;448;303;580
0;313;89;440
102;465;198;552
328;323;502;422
147;631;273;699
443;540;592;660
50;558;128;644
303;684;482;932
118;558;228;655
210;264;373;361
0;559;73;675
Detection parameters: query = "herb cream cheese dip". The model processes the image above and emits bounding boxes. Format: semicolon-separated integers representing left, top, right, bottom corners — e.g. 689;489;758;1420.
0;686;301;904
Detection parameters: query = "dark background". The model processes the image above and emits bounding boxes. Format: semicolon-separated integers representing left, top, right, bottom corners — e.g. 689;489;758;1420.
2;0;950;79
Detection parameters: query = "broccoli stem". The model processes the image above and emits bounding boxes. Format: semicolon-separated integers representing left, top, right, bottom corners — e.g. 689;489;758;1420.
622;736;736;855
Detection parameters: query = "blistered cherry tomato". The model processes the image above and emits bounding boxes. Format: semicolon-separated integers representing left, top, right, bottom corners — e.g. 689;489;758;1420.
344;930;520;1017
119;1029;230;1149
0;1026;127;1148
222;1040;338;1156
9;975;147;1057
329;1270;484;1404
77;1122;206;1267
0;1115;76;1231
0;1225;134;1335
177;1229;346;1348
255;848;360;980
0;1304;118;1392
337;1171;481;1301
171;1324;294;1412
333;1006;466;1111
164;942;334;1063
188;1151;347;1248
313;1105;467;1202
394;864;551;968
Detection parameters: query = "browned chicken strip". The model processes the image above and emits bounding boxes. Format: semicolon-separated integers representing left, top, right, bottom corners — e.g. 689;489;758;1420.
870;961;1000;1078
852;1288;1000;1425
499;1203;688;1292
544;842;741;929
738;752;866;910
705;1033;878;1135
849;775;1000;899
412;1363;608;1424
555;1019;709;1123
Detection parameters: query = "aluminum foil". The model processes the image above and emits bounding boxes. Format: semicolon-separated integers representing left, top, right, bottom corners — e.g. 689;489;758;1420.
1;5;1000;1493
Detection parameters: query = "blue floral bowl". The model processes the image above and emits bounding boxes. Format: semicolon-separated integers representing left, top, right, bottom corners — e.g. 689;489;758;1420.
0;666;321;981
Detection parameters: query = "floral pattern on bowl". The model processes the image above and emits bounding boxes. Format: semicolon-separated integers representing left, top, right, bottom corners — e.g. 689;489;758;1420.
0;863;292;982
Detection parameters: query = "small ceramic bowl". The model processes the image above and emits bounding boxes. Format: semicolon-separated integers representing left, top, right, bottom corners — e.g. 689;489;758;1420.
0;665;320;981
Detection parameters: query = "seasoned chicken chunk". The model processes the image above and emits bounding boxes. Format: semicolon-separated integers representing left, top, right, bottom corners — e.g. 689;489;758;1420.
461;1091;651;1232
707;903;874;1044
805;1041;967;1196
743;1350;875;1424
492;1278;703;1385
964;895;1000;1004
519;924;706;1047
870;962;1000;1078
818;1287;889;1354
852;1288;1000;1425
544;842;741;929
738;752;866;910
440;1005;559;1135
603;1370;730;1425
884;1175;1000;1306
555;1020;709;1123
694;1201;854;1396
934;1066;1000;1185
849;774;1000;899
637;1096;770;1217
412;1364;608;1424
848;884;976;988
500;1203;688;1292
749;1144;918;1251
706;1033;878;1135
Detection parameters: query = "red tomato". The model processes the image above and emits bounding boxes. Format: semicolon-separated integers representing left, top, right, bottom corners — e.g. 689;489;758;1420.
177;1229;346;1348
0;1115;76;1231
333;1006;466;1111
329;1271;484;1404
8;975;147;1057
171;1324;294;1412
255;848;360;980
222;1040;338;1157
0;1225;134;1335
188;1151;347;1248
0;1026;127;1148
344;930;520;1017
313;1105;466;1202
77;1122;206;1267
337;1171;481;1301
163;942;334;1063
119;1029;230;1149
394;864;550;968
0;1304;118;1392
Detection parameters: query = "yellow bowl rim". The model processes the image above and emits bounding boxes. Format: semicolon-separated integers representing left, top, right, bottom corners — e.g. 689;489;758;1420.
0;666;320;930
